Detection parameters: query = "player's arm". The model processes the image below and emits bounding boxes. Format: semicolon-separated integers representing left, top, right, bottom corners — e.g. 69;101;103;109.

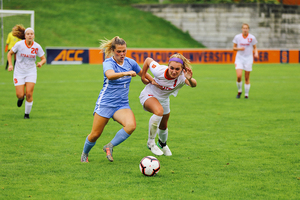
105;69;136;80
253;44;258;59
141;57;157;84
138;70;153;85
184;68;197;87
141;57;153;80
37;55;46;68
7;50;14;71
233;43;245;51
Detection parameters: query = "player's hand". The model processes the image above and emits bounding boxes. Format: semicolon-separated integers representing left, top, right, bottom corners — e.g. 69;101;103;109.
126;71;136;77
8;65;13;71
37;62;43;68
254;52;259;59
141;77;150;85
151;80;160;87
240;47;245;51
183;68;193;80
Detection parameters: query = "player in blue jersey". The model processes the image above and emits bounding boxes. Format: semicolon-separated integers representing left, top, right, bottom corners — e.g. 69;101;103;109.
81;36;153;162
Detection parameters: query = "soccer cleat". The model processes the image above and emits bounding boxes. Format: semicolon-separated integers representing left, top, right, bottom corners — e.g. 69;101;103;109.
147;142;163;156
24;114;30;119
103;144;113;162
236;92;242;99
157;140;172;156
245;96;249;99
17;98;24;107
81;152;89;163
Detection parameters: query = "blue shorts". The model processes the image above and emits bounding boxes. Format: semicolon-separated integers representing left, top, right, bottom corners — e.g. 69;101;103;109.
93;104;131;119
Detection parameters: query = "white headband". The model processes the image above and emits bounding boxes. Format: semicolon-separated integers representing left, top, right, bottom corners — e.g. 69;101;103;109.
24;28;34;34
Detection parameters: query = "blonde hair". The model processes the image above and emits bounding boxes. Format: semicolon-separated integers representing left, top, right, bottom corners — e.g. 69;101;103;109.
99;36;126;58
169;53;192;70
12;24;26;39
242;23;250;29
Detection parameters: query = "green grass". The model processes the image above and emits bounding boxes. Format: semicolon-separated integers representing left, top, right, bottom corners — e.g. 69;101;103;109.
0;63;299;199
2;0;204;49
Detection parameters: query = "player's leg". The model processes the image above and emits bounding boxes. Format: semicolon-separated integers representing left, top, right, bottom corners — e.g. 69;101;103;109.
235;67;243;98
24;82;35;119
101;108;136;162
244;70;251;98
5;60;9;70
15;84;25;107
14;75;26;107
81;113;109;162
157;113;172;156
143;97;164;155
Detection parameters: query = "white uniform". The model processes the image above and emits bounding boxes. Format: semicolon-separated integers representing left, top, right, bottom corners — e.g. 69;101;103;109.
139;61;186;115
11;40;45;86
233;33;257;71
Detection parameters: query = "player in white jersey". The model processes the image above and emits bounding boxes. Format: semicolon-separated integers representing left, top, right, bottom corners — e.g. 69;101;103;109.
233;23;258;99
81;36;153;163
7;25;46;119
139;53;197;156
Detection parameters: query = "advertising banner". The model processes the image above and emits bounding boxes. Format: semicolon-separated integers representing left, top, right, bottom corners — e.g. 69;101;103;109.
47;48;300;65
46;48;89;64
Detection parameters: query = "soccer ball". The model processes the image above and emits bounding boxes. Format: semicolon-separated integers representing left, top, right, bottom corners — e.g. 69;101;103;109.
139;156;160;176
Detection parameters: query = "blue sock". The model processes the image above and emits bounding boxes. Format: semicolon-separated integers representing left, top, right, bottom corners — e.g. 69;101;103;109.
83;136;96;154
110;128;130;147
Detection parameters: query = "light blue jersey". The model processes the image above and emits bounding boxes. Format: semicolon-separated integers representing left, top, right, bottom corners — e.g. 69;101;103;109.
94;57;141;116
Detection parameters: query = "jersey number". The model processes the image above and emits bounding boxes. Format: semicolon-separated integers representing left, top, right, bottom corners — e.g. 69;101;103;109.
31;48;38;54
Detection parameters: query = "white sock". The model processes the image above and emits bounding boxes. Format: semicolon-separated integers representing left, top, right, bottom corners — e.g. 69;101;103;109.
244;84;250;96
25;101;33;114
158;128;168;143
148;114;163;145
236;81;242;93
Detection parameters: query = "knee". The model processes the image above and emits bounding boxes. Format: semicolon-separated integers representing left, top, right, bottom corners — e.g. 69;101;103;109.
126;122;136;134
26;93;33;100
152;108;164;117
125;121;136;134
237;77;242;82
16;93;24;99
89;131;101;142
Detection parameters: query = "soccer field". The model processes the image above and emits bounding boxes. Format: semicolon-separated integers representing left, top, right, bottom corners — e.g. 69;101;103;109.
0;63;299;199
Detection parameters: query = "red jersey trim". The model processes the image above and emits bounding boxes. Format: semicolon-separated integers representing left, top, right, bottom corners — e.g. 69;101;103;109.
242;34;249;39
25;40;34;48
164;69;175;80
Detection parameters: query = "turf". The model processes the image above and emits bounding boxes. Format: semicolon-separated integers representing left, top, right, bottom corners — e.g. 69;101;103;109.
0;63;299;199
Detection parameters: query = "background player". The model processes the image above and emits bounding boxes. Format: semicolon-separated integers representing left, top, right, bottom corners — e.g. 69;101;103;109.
5;25;21;70
233;23;258;99
81;36;153;163
139;53;197;156
7;25;46;119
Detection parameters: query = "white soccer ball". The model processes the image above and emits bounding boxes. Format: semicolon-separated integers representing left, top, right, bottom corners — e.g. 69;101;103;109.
139;156;160;176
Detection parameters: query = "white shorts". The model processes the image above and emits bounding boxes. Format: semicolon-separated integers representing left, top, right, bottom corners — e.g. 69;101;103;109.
13;73;37;86
235;63;253;72
139;88;170;115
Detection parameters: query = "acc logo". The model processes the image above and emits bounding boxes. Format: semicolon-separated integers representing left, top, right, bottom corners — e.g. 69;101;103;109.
54;49;84;61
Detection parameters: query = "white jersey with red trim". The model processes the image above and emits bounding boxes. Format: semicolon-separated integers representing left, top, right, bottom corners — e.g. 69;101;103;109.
145;61;186;100
233;33;257;64
11;40;45;75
